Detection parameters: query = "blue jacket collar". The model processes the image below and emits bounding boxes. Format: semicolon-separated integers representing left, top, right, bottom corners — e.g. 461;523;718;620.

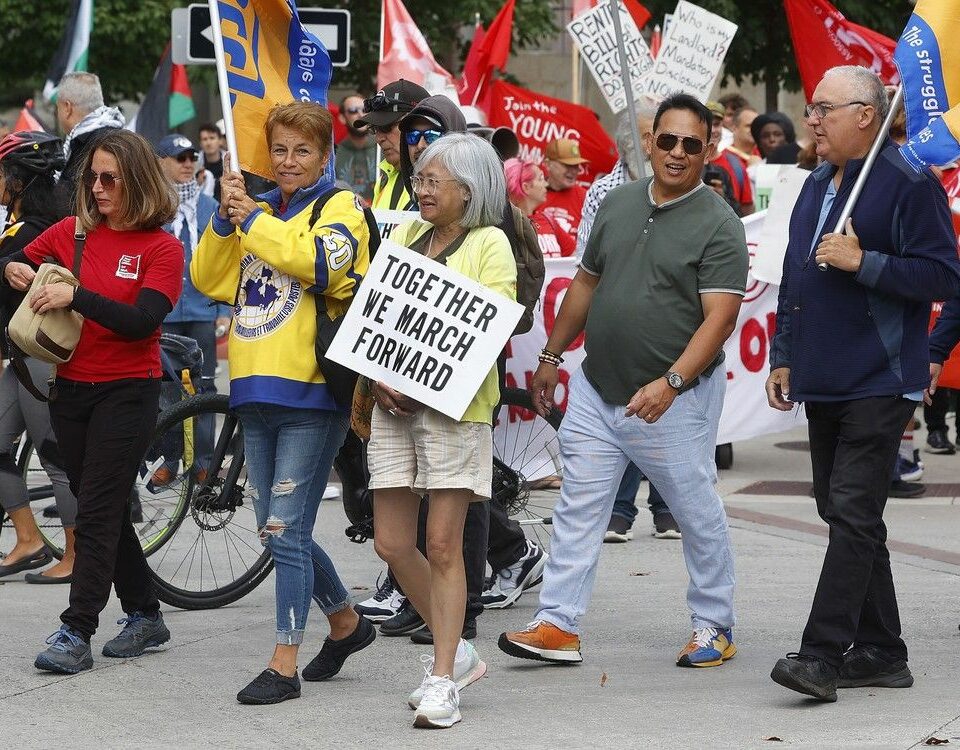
258;174;336;218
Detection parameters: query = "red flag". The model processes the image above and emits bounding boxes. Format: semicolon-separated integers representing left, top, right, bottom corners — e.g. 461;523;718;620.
379;0;455;90
784;0;899;100
460;0;514;106
14;100;45;132
459;20;487;105
487;80;616;184
571;0;651;30
650;24;661;58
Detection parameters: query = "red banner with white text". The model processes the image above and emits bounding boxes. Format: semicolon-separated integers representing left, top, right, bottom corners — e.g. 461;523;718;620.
487;80;616;183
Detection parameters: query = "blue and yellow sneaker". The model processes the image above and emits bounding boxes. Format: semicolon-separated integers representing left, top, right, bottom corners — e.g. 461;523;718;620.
676;627;737;668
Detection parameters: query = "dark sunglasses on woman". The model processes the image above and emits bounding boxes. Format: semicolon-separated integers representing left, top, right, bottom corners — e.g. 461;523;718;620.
83;169;122;190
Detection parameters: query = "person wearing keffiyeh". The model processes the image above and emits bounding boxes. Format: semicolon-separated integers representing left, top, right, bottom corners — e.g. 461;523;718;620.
153;134;229;485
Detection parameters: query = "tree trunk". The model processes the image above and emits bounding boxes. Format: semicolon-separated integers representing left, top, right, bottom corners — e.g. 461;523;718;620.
765;73;778;112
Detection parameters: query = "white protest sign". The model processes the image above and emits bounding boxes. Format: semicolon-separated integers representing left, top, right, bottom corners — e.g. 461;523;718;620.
326;240;524;420
752;165;809;285
644;0;737;103
567;2;654;114
372;209;420;243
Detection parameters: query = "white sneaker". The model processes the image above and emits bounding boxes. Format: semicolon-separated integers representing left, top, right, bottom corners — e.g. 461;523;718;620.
413;675;461;728
408;641;486;709
356;575;406;622
480;539;548;609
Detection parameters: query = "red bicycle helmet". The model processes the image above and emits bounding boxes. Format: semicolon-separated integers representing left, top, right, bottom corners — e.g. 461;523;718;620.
0;131;65;174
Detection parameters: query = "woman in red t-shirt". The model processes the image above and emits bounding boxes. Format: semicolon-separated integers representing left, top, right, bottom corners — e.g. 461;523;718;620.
504;158;575;258
2;130;183;674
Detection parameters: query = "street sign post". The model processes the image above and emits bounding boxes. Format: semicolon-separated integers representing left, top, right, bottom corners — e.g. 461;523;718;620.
173;4;350;67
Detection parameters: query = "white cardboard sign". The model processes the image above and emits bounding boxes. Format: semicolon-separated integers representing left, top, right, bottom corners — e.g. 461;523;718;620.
326;240;524;420
372;209;420;243
567;2;654;114
643;0;737;103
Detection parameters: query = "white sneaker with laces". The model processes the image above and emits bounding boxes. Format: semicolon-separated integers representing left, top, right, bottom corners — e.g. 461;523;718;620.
355;575;406;622
408;640;486;709
480;539;548;609
413;675;461;728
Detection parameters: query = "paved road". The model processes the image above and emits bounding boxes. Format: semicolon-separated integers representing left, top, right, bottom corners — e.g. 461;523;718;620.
2;423;959;749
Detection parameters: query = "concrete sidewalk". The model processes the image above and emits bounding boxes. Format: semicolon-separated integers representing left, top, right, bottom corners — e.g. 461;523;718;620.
2;423;959;749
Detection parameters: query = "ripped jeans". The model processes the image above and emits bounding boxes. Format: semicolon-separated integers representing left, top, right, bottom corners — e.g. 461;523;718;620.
236;404;351;645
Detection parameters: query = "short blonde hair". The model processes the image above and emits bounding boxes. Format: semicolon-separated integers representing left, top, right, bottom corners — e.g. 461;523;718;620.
75;130;176;232
265;102;334;160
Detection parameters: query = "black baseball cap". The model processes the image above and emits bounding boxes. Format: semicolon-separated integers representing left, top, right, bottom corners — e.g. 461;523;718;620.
355;79;431;129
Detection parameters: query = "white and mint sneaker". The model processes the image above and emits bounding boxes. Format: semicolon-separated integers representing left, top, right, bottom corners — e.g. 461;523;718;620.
408;640;486;709
413;676;461;729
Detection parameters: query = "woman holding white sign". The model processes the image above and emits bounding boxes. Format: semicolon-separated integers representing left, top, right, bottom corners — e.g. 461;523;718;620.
369;133;516;729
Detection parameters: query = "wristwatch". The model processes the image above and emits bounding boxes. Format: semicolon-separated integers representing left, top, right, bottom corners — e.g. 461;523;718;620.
666;371;685;391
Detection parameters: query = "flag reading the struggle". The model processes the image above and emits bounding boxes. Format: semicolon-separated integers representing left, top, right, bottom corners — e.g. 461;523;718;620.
218;0;332;179
895;0;960;171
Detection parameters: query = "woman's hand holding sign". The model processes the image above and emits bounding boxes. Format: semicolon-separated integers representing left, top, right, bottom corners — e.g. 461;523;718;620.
372;381;422;417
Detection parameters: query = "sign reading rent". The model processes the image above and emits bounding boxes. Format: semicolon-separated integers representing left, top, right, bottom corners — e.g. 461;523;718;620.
326;240;524;420
567;2;654;114
644;0;737;102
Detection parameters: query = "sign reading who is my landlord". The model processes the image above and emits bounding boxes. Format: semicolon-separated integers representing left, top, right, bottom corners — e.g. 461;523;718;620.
326;241;524;420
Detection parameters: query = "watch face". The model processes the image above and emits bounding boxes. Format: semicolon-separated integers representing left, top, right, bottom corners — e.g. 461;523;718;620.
668;373;683;389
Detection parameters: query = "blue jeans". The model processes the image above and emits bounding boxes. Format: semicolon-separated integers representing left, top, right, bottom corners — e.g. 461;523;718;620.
237;404;351;645
535;368;735;633
611;462;668;525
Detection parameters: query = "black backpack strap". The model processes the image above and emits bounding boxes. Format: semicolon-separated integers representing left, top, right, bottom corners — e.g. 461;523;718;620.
72;220;85;278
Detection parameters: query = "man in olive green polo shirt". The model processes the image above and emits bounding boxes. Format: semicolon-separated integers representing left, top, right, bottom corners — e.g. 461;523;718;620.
499;93;748;668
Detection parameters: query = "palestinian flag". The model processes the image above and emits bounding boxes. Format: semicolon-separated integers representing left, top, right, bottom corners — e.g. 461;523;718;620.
43;0;94;100
130;44;197;145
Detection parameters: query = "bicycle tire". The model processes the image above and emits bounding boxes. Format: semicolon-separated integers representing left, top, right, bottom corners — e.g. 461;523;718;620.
145;393;274;611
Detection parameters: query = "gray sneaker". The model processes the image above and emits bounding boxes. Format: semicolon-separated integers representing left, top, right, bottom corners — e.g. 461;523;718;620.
102;611;170;658
35;625;93;674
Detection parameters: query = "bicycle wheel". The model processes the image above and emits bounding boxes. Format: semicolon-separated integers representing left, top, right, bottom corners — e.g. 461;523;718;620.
144;393;273;610
493;387;563;552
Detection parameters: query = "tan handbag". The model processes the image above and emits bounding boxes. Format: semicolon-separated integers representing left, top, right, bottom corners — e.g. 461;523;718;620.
7;222;84;365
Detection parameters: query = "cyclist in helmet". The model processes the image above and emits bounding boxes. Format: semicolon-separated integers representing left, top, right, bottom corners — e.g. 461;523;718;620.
0;130;78;582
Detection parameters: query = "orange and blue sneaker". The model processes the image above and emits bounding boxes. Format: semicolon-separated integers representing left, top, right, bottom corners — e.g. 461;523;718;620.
498;621;582;663
676;627;737;668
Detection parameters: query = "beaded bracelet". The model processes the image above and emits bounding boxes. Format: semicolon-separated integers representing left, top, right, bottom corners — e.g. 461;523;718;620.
538;348;564;366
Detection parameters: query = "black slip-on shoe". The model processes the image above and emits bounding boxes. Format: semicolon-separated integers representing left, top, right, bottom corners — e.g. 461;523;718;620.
237;669;301;705
24;571;72;584
0;548;53;578
839;644;913;688
302;615;376;681
409;620;477;645
770;653;838;702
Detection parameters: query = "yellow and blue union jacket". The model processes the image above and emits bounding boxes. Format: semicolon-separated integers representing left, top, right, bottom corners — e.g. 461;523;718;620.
192;175;369;410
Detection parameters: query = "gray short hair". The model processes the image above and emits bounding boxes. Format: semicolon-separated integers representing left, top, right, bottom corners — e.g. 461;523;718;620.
415;133;506;229
823;65;889;122
57;72;104;115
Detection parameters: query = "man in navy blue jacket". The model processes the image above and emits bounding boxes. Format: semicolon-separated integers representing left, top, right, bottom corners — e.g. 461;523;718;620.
765;66;960;702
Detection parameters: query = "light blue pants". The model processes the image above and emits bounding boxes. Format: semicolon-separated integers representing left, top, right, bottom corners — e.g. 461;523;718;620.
535;367;735;633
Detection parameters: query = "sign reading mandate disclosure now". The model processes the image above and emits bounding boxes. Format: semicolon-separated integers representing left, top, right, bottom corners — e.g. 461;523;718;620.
326;240;524;421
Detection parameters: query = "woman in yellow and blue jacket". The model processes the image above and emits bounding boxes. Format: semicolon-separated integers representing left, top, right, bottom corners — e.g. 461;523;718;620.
192;103;373;705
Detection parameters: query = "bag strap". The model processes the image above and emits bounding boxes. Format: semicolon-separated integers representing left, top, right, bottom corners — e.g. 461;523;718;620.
72;220;85;279
8;346;49;402
408;226;468;267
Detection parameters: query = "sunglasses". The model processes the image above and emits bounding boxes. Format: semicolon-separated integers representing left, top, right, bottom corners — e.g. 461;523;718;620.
175;152;198;163
368;123;397;135
655;133;705;155
404;129;443;146
343;107;364;115
83;169;122;191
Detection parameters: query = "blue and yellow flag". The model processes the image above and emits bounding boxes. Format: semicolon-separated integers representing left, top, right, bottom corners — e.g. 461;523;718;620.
895;0;960;170
218;0;333;178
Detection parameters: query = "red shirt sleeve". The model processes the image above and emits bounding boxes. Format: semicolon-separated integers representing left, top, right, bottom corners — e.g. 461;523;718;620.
142;232;185;307
23;217;73;267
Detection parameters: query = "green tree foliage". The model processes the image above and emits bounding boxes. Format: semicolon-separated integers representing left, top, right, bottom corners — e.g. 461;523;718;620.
640;0;911;109
323;0;558;93
0;0;184;106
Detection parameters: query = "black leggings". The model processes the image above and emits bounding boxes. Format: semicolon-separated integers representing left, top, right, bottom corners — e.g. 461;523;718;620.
51;377;161;640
